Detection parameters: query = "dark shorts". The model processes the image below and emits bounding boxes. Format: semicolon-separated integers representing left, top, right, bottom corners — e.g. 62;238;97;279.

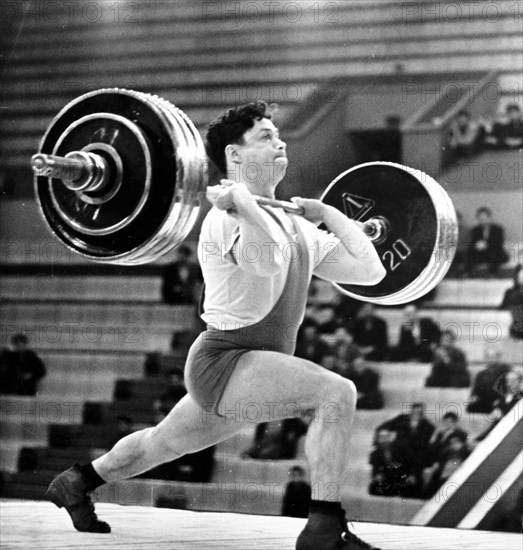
184;330;251;416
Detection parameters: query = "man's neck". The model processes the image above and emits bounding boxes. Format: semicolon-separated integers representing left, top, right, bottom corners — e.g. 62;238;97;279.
226;176;278;199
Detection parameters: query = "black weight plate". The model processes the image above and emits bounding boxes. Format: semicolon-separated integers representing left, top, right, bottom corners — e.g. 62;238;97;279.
52;115;149;234
321;163;438;299
36;89;178;259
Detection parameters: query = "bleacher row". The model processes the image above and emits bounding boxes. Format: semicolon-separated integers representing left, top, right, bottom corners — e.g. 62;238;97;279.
2;0;522;169
1;272;521;524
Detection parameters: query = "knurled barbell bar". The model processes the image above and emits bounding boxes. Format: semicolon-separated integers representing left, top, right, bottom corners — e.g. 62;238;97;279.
31;88;458;305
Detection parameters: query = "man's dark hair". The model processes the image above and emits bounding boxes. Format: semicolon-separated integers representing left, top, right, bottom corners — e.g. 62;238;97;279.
476;206;492;217
206;101;271;174
443;411;458;422
506;103;521;113
290;465;305;475
11;333;28;346
457;109;471;118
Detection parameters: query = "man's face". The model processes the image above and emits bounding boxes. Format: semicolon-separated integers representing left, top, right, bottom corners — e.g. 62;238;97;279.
477;212;491;225
507;108;521;122
229;118;287;186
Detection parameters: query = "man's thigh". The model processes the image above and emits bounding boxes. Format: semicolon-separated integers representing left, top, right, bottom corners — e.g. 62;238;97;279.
216;350;345;422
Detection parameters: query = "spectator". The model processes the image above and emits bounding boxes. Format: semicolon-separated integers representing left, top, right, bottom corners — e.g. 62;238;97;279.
499;103;523;150
467;349;512;413
467;207;508;276
391;305;441;362
424;411;468;469
281;465;311;518
332;327;360;366
294;318;331;363
500;264;523;340
448;109;480;158
378;402;435;494
423;432;470;497
476;369;522;442
352;303;389;361
317;305;340;335
478;112;504;150
341;355;383;410
161;245;202;305
368;428;420;498
0;334;46;396
241;415;310;460
425;329;470;388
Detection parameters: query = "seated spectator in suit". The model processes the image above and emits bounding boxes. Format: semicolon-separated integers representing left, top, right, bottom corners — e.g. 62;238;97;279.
331;292;360;331
0;334;46;396
340;355;384;410
241;414;310;460
448;109;480;158
476;368;522;442
467;207;508;276
368;428;420;498
294;318;331;364
281;466;311;518
391;305;441;362
425;330;470;388
499;103;523;150
467;349;512;413
377;402;435;498
500;264;523;340
478;110;506;151
423;432;471;498
317;305;340;335
352;303;389;361
161;245;202;305
423;411;468;471
332;327;360;366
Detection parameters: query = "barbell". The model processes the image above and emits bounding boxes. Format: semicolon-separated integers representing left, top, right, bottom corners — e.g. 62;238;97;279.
31;88;458;305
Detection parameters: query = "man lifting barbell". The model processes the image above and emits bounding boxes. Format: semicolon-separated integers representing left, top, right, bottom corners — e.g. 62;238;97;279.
45;100;386;550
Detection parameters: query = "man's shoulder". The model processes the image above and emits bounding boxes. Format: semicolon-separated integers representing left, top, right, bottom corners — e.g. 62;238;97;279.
201;208;238;235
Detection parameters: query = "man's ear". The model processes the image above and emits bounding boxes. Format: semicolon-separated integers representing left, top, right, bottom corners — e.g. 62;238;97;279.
225;144;241;165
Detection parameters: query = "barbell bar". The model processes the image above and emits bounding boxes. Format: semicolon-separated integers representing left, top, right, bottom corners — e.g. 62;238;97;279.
31;88;458;305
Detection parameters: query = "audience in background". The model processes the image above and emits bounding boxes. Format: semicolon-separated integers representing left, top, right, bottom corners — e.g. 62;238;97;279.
467;207;508;277
352;303;389;361
476;369;522;442
499;103;523;150
425;329;470;388
500;264;523;340
375;403;435;498
294;318;330;364
0;334;46;396
241;413;311;460
332;327;360;366
467;349;512;413
368;427;420;498
340;355;383;410
161;245;202;305
281;465;311;518
448;108;480;159
391;305;440;362
423;431;470;497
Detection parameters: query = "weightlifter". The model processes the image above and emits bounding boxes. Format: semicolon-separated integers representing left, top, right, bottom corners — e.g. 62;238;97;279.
46;101;386;550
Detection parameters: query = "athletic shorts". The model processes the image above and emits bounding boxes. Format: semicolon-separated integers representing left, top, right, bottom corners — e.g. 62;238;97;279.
184;330;251;416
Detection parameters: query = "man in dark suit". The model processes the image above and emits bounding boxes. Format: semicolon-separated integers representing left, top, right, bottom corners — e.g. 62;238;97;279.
392;305;440;362
467;207;508;276
352;303;389;361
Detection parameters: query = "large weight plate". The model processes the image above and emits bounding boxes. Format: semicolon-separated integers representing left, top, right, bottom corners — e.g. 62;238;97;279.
321;162;457;305
35;88;207;265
